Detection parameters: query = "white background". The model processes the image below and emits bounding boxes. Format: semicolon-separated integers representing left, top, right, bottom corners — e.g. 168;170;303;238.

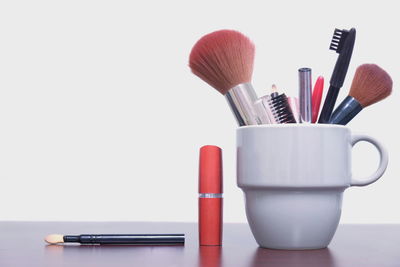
0;0;398;223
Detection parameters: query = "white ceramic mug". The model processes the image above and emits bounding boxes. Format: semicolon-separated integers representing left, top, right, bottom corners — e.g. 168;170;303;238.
237;124;388;250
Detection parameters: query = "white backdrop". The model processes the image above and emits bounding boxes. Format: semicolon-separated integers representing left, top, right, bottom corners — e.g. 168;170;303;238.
0;0;398;223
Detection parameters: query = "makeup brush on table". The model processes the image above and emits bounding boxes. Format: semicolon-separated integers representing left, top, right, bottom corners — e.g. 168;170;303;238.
329;64;392;125
45;234;185;245
189;30;260;126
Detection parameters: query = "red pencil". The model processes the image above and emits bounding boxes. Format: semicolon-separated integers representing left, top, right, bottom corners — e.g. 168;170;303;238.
312;76;324;123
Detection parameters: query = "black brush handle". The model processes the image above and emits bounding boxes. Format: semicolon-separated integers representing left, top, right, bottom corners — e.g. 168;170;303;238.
329;96;363;125
64;234;185;245
318;85;340;123
319;28;356;123
330;28;356;88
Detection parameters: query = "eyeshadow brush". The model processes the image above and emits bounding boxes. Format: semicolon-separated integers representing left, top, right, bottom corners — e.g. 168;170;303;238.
329;64;392;125
45;234;185;245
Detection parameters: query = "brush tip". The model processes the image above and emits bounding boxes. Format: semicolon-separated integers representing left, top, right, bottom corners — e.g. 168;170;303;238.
350;64;392;107
189;29;255;94
45;234;64;244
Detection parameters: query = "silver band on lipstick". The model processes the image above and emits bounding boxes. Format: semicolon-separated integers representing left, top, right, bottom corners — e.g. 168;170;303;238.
199;193;223;198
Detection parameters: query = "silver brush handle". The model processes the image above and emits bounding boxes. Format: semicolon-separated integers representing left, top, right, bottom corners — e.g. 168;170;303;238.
225;83;261;126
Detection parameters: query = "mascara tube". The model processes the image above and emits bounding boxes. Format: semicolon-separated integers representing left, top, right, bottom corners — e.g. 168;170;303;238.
199;145;223;246
298;68;312;123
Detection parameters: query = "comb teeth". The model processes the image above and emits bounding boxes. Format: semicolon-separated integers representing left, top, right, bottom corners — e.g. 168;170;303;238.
329;28;349;53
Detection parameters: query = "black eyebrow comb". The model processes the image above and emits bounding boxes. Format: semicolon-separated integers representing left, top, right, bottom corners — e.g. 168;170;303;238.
318;28;356;123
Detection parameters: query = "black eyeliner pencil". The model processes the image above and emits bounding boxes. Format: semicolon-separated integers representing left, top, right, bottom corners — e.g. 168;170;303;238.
45;234;185;245
318;28;356;123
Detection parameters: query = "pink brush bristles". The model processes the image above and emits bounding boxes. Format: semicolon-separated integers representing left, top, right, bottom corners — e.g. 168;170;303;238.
189;29;255;94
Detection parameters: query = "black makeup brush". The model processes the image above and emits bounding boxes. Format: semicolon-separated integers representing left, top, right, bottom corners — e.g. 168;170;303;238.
45;234;185;245
318;28;356;123
329;64;392;125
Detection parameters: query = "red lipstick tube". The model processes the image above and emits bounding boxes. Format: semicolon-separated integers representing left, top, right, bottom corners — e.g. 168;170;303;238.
199;145;223;246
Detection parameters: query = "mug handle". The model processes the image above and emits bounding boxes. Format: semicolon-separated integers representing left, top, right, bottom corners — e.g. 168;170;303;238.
350;134;389;187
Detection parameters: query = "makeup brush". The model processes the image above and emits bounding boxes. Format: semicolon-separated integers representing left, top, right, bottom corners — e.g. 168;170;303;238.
254;93;296;124
267;84;296;123
319;28;356;123
45;234;185;245
189;30;260;126
268;93;297;124
329;64;392;125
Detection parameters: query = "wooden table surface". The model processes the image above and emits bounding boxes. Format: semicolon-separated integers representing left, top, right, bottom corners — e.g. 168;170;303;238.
0;222;399;267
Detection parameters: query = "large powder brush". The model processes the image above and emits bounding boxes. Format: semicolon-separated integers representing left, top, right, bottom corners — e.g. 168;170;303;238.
189;30;260;126
329;64;392;125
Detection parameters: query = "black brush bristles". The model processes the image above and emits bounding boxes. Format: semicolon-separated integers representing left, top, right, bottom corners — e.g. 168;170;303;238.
268;94;296;124
329;29;349;53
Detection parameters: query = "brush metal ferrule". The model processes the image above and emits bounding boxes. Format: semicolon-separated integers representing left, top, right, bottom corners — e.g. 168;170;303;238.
199;193;223;198
329;96;363;125
225;83;261;126
298;68;312;123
